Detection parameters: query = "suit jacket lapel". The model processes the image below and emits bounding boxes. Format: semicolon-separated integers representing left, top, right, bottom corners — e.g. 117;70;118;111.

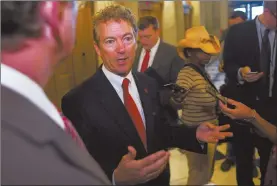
151;41;164;69
1;86;109;182
250;18;261;71
93;70;147;153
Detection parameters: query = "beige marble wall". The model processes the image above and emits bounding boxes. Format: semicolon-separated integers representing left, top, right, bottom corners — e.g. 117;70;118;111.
199;1;228;37
191;1;201;27
93;1;115;66
162;0;184;46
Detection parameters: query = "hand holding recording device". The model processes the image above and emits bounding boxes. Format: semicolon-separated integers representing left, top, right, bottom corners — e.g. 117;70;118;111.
163;83;186;94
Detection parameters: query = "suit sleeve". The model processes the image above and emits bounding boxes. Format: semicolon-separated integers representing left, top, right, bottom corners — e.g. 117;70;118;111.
223;26;242;83
61;92;116;181
169;52;185;83
152;80;205;154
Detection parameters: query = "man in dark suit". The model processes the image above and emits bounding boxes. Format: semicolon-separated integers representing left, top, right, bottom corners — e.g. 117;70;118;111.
62;5;232;186
218;10;248;173
1;1;110;185
133;16;184;84
223;2;276;186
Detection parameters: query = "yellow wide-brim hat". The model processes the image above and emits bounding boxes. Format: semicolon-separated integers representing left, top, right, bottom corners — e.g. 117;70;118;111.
177;26;221;59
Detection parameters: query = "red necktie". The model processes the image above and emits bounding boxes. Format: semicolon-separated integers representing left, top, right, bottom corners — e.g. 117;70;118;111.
60;112;85;148
122;78;147;149
140;50;150;72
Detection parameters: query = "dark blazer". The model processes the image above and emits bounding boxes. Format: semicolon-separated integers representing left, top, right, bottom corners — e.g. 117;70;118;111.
133;41;184;84
61;68;204;186
1;86;111;185
223;18;277;106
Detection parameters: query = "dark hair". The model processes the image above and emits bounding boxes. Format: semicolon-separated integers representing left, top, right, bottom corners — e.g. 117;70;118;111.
183;48;205;58
137;16;159;30
229;11;247;21
183;48;192;58
1;1;43;50
92;5;137;45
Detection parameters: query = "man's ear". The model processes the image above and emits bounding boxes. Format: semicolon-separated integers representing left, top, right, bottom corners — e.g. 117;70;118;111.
40;1;67;42
93;42;101;57
156;28;160;36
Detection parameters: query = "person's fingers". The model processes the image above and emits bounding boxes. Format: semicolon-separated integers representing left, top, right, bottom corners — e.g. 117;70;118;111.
221;132;233;137
225;98;238;106
202;122;216;130
137;150;167;168
217;124;230;131
123;146;137;161
219;101;234;114
245;72;263;82
141;152;170;179
143;161;168;182
207;137;219;143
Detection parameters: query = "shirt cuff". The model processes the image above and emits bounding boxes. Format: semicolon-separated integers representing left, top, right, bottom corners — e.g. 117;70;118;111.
197;139;205;149
237;68;245;85
112;171;116;185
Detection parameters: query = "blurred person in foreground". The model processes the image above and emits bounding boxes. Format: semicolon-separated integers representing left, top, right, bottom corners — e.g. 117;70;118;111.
61;5;233;186
223;1;276;185
220;98;277;186
1;1;110;185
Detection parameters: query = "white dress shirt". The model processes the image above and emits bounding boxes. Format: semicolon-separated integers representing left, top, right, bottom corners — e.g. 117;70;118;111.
102;65;146;127
1;63;65;129
137;38;161;72
102;65;147;185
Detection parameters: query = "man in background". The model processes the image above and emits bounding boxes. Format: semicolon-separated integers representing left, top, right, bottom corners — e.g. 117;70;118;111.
133;16;184;84
223;1;276;185
219;10;247;72
1;1;110;185
218;11;248;173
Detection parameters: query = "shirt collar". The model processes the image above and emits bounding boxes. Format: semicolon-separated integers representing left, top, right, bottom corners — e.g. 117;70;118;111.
256;16;267;33
102;64;135;93
1;63;65;129
143;37;161;54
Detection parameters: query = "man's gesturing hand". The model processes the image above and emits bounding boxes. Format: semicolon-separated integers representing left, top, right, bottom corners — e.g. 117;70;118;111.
114;146;170;185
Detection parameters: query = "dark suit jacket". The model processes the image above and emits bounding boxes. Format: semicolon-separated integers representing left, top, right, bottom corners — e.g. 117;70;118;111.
61;69;204;186
223;19;277;107
1;85;111;185
133;41;184;84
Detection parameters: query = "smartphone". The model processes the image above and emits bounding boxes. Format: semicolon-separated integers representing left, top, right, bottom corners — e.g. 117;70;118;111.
163;83;185;93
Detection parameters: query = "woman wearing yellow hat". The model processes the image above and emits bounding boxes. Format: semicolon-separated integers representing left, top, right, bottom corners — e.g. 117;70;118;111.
170;26;221;185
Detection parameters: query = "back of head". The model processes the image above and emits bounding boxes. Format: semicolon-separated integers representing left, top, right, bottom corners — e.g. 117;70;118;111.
228;10;247;26
92;5;137;46
1;1;78;86
1;1;42;51
230;10;247;21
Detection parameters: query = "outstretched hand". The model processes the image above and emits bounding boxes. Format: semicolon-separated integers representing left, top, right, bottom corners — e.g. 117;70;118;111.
196;122;233;143
114;146;170;185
